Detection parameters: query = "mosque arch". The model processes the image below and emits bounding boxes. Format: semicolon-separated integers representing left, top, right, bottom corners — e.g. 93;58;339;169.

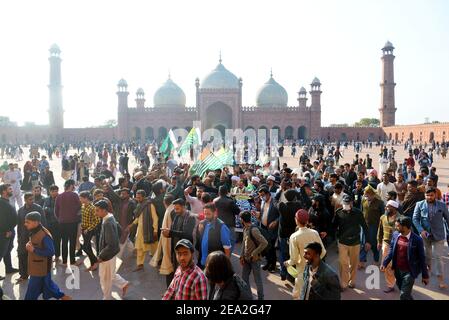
259;126;269;141
285;126;294;139
395;133;399;142
214;125;226;140
340;133;347;141
298;126;307;140
205;102;233;133
145;127;154;141
134;127;142;140
158;127;167;139
409;132;414;141
369;133;375;141
272;126;281;140
429;132;434;142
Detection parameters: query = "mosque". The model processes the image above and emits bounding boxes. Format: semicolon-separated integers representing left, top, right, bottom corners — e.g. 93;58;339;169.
1;42;448;144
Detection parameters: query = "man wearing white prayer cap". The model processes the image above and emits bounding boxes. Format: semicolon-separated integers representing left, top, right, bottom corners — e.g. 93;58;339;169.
246;176;260;193
266;175;278;193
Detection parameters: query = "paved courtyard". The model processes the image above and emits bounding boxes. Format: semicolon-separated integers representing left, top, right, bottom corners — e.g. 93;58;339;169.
1;143;448;300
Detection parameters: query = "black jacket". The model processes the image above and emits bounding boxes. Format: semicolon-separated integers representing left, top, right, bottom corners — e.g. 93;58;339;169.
301;261;341;300
195;218;226;268
41;171;55;188
169;210;196;259
135;179;152;198
278;201;302;238
214;196;241;228
261;199;280;228
98;215;120;261
343;171;358;188
43;196;58;225
209;274;253;300
308;207;330;236
0;198;17;236
333;207;368;246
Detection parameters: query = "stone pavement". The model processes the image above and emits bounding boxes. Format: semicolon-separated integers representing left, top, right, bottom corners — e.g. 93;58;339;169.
1;144;448;300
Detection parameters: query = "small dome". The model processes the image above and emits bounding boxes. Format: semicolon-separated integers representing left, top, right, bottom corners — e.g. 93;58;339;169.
200;62;239;89
136;88;145;95
49;44;61;54
299;87;307;93
117;78;128;87
256;75;288;108
312;77;321;85
154;77;186;107
384;41;394;49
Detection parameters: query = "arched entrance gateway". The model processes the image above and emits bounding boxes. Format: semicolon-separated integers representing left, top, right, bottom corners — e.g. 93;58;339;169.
298;126;307;140
158;127;167;139
285;126;293;140
205;102;233;139
134;127;141;140
145;127;154;141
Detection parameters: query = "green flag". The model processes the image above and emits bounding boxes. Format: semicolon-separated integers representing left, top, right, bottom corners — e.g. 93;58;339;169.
159;135;172;159
160;129;177;159
198;152;222;177
178;127;200;156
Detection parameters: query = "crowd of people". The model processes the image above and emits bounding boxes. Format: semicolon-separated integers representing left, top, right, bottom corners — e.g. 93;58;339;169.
0;139;448;301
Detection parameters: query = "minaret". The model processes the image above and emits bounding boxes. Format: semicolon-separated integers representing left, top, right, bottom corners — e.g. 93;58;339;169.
117;78;129;140
48;44;64;129
379;41;397;127
135;88;145;108
298;87;308;108
310;77;322;110
309;78;322;139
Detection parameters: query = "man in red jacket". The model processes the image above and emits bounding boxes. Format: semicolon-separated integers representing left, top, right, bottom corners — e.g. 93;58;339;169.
55;179;82;266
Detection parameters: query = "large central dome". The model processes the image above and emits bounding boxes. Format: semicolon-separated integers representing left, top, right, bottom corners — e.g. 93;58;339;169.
201;61;240;89
256;74;288;107
153;77;186;107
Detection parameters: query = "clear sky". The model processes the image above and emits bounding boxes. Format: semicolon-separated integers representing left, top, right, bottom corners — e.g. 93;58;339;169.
1;0;448;128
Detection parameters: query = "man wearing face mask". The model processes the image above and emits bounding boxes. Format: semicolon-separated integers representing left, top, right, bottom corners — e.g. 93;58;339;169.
333;194;369;290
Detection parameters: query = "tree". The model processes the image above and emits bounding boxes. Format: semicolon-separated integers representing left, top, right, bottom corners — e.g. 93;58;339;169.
103;119;117;128
354;118;380;127
91;119;117;128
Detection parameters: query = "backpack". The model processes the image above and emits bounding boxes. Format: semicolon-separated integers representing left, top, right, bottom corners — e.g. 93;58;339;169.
248;225;272;257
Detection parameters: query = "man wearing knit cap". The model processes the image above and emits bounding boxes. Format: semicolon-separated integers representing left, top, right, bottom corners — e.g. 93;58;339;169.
377;200;400;293
284;209;326;299
23;211;71;300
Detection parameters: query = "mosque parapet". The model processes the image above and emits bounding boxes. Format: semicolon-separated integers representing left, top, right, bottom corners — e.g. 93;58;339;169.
242;106;309;112
127;106;197;113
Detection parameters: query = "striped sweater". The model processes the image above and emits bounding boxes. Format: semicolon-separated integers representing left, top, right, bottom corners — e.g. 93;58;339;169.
377;213;399;244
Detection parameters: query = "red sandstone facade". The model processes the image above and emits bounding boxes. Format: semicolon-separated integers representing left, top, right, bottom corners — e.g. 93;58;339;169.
0;43;447;145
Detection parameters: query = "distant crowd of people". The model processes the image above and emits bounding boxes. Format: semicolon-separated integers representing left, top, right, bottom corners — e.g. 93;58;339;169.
0;139;448;301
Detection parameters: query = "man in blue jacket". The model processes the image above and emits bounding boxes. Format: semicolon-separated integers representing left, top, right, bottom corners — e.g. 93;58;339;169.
381;216;429;300
412;187;449;289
